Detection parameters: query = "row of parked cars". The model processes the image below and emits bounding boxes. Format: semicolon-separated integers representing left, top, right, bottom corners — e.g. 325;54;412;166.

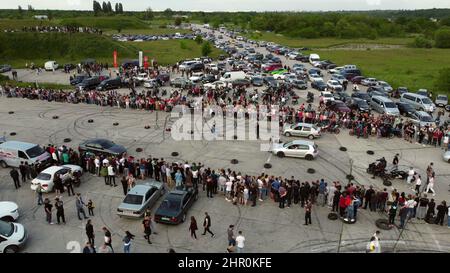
112;33;196;42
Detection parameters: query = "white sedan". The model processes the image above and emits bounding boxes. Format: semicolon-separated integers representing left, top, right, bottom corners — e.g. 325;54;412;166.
361;78;378;86
189;72;204;83
321;91;335;103
203;81;228;90
0;220;27;253
31;165;83;193
327;80;343;91
0;202;19;222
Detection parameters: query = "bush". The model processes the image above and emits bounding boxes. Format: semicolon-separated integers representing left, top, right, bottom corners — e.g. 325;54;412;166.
412;36;433;48
434;67;450;94
201;41;212;57
435;27;450;48
195;35;203;45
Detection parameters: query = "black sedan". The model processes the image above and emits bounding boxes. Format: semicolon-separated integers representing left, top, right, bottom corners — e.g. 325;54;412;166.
351;92;371;102
78;138;127;156
70;75;88;85
348;98;370;113
0;64;12;73
154;188;198;224
311;81;327;91
251;77;264;87
396;102;416;117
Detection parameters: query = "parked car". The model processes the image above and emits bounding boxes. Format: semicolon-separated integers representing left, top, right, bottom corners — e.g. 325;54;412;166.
400;93;435;113
408;111;436;127
70;75;88;85
348;98;370;113
0;64;12;73
320;91;335;103
44;61;59;71
203;80;228;90
396;102;416;117
326;80;343;92
170;77;192;88
231;79;251;88
312;80;327;91
351;76;366;84
117;181;165;218
76;76;103;91
271;140;319;160
361;78;378;86
283;123;321;139
377;81;393;93
0;202;19;222
351;92;371;102
328;100;351;113
0;141;51;169
78;138;126;156
96;77;122;91
291;79;307;90
331;74;347;85
154;187;198;224
30;165;83;193
369;96;400;116
417;89;430;98
0;220;27;253
435;94;448;107
333;92;351;103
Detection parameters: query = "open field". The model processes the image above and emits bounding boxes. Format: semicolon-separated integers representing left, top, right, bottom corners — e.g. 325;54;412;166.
314;48;450;95
246;32;414;48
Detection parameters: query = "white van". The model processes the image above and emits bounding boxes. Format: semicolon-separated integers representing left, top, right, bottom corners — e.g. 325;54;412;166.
400;92;435;113
309;54;320;65
220;71;246;82
44;61;59;71
0;141;51;168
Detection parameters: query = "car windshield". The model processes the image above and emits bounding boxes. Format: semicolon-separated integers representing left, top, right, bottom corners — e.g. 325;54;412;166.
0;221;14;237
283;142;293;148
123;194;143;205
358;101;369;107
160;199;181;211
26;145;45;158
422;98;432;104
437;95;447;100
36;172;51;180
385;102;396;108
97;140;114;149
420;115;433;122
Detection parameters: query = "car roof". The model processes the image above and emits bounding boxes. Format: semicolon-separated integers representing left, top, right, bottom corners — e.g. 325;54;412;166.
42;166;65;173
0;141;38;150
127;184;156;195
289;140;315;146
295;123;314;127
82;138;111;144
416;111;431;116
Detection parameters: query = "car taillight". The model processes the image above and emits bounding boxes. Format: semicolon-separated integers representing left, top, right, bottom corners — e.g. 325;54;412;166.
42;184;48;188
171;217;177;222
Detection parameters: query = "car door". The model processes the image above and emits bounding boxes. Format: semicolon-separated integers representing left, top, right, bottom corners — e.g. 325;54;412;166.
284;144;297;157
143;189;153;210
297;145;310;158
146;187;158;208
17;150;29;165
293;126;303;136
302;127;312;138
182;193;190;214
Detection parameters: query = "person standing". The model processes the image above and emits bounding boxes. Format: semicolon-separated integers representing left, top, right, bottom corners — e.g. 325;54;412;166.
227;225;236;248
278;183;287;209
19;162;27;184
202;212;215;237
82;242;96;253
103;227;114;253
121;176;128;195
388;200;398;226
417;194;429;220
189;216;198;240
406;167;415;184
425;174;436;197
304;199;312;225
392;154;399;171
86;219;95;246
235;231;245;253
414;175;422;195
435;201;447;226
55;197;66;224
122;231;134;253
10;168;20;189
108;164;117;187
75;193;89;220
44;198;53;224
373;231;381;253
425;198;436;222
36;183;44;205
142;215;152;244
87;199;95;216
399;203;409;229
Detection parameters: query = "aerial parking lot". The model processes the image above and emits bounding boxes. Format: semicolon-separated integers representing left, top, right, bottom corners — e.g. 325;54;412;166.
0;3;450;255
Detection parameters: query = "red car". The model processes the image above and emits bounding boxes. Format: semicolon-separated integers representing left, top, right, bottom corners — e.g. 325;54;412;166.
263;63;282;72
328;100;351;113
351;76;365;84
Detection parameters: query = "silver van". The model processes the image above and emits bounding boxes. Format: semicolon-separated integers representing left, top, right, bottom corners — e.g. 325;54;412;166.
369;96;400;116
400;93;435;113
0;141;51;168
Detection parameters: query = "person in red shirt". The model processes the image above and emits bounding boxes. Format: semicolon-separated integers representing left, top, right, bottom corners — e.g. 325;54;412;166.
339;192;349;217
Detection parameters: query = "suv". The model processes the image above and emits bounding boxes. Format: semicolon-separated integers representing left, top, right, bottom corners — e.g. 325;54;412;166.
400;93;435;113
76;77;102;91
96;78;122;91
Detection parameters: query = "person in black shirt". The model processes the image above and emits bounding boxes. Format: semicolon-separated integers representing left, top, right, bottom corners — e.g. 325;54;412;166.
55;198;66;224
435;201;447;226
417;194;429;220
19;162;27;183
65;175;75;196
83;242;96;253
202;212;215;237
10;168;20;189
44;198;53;224
392;154;399;171
103;227;114;253
293;181;300;204
142;216;152;244
86;219;95;246
364;186;375;209
388;200;398;226
425;199;436;222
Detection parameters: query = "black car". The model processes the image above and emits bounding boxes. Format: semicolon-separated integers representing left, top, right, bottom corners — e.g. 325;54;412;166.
78;138;127;156
351;92;371;102
297;55;309;62
96;77;122;91
367;85;385;93
154;188;198;224
190;63;205;72
251;77;264;87
396;102;416;117
311;81;327;91
70;75;88;85
333;92;351;103
76;77;103;91
232;79;251;88
0;64;12;73
348;98;370;113
202;74;216;83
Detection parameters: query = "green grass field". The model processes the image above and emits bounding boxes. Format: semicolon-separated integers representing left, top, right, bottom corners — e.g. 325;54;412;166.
246;32;413;48
104;28;191;35
0;18;57;30
315;48;450;95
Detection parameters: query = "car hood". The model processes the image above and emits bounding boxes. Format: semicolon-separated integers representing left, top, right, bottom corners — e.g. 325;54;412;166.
108;145;127;155
443;152;450;160
155;207;179;218
0;202;18;216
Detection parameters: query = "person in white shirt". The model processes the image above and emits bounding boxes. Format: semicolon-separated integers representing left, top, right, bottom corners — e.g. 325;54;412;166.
235;231;245;253
107;165;116;187
218;175;227;194
373;230;381;253
406;167;415;184
94;157;100;176
257;178;264;201
425;174;436;196
102;158;109;166
225;180;233;201
327;182;337;207
414;175;422;195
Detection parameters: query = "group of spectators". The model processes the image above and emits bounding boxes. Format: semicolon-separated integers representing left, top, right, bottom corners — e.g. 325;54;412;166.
7;25;103;34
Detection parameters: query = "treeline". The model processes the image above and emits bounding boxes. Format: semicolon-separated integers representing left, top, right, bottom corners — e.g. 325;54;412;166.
92;1;123;16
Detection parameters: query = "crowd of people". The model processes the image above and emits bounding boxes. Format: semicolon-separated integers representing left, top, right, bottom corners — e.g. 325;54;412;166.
3;25;103;34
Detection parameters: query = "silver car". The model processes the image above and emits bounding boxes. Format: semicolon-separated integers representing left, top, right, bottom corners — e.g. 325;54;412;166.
283;123;321;139
435;94;448;107
117;180;165;218
443;151;450;163
408;111;435;127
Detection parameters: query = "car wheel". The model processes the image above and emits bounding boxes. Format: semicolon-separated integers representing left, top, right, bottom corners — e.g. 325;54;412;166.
0;216;14;222
305;154;313;161
284;132;291;137
277;152;285;158
181;213;187;223
0;161;7;168
4;246;18;253
308;135;315;140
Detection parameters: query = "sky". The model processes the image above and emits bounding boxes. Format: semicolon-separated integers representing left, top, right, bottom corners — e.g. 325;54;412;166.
3;0;450;12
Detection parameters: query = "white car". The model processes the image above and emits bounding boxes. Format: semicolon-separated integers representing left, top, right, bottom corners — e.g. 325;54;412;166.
44;61;59;71
377;81;393;92
189;72;204;83
321;91;335;103
203;81;228;90
271;140;319;160
328;66;344;74
327;80;343;91
309;74;323;82
206;63;219;72
143;79;159;88
0;202;19;222
288;52;299;60
443;151;450;163
133;73;148;82
31;165;83;193
273;73;289;80
0;220;27;253
361;78;378;86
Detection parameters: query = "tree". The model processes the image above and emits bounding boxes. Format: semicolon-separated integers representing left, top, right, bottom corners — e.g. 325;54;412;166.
194;35;203;44
435;27;450;48
118;3;123;13
174;17;182;26
47;9;53;20
115;3;119;13
164;8;174;19
93;1;102;16
202;41;212;57
28;5;34;11
18;5;23;14
102;2;107;12
413;36;433;48
143;7;153;20
434;67;450;94
107;2;112;13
